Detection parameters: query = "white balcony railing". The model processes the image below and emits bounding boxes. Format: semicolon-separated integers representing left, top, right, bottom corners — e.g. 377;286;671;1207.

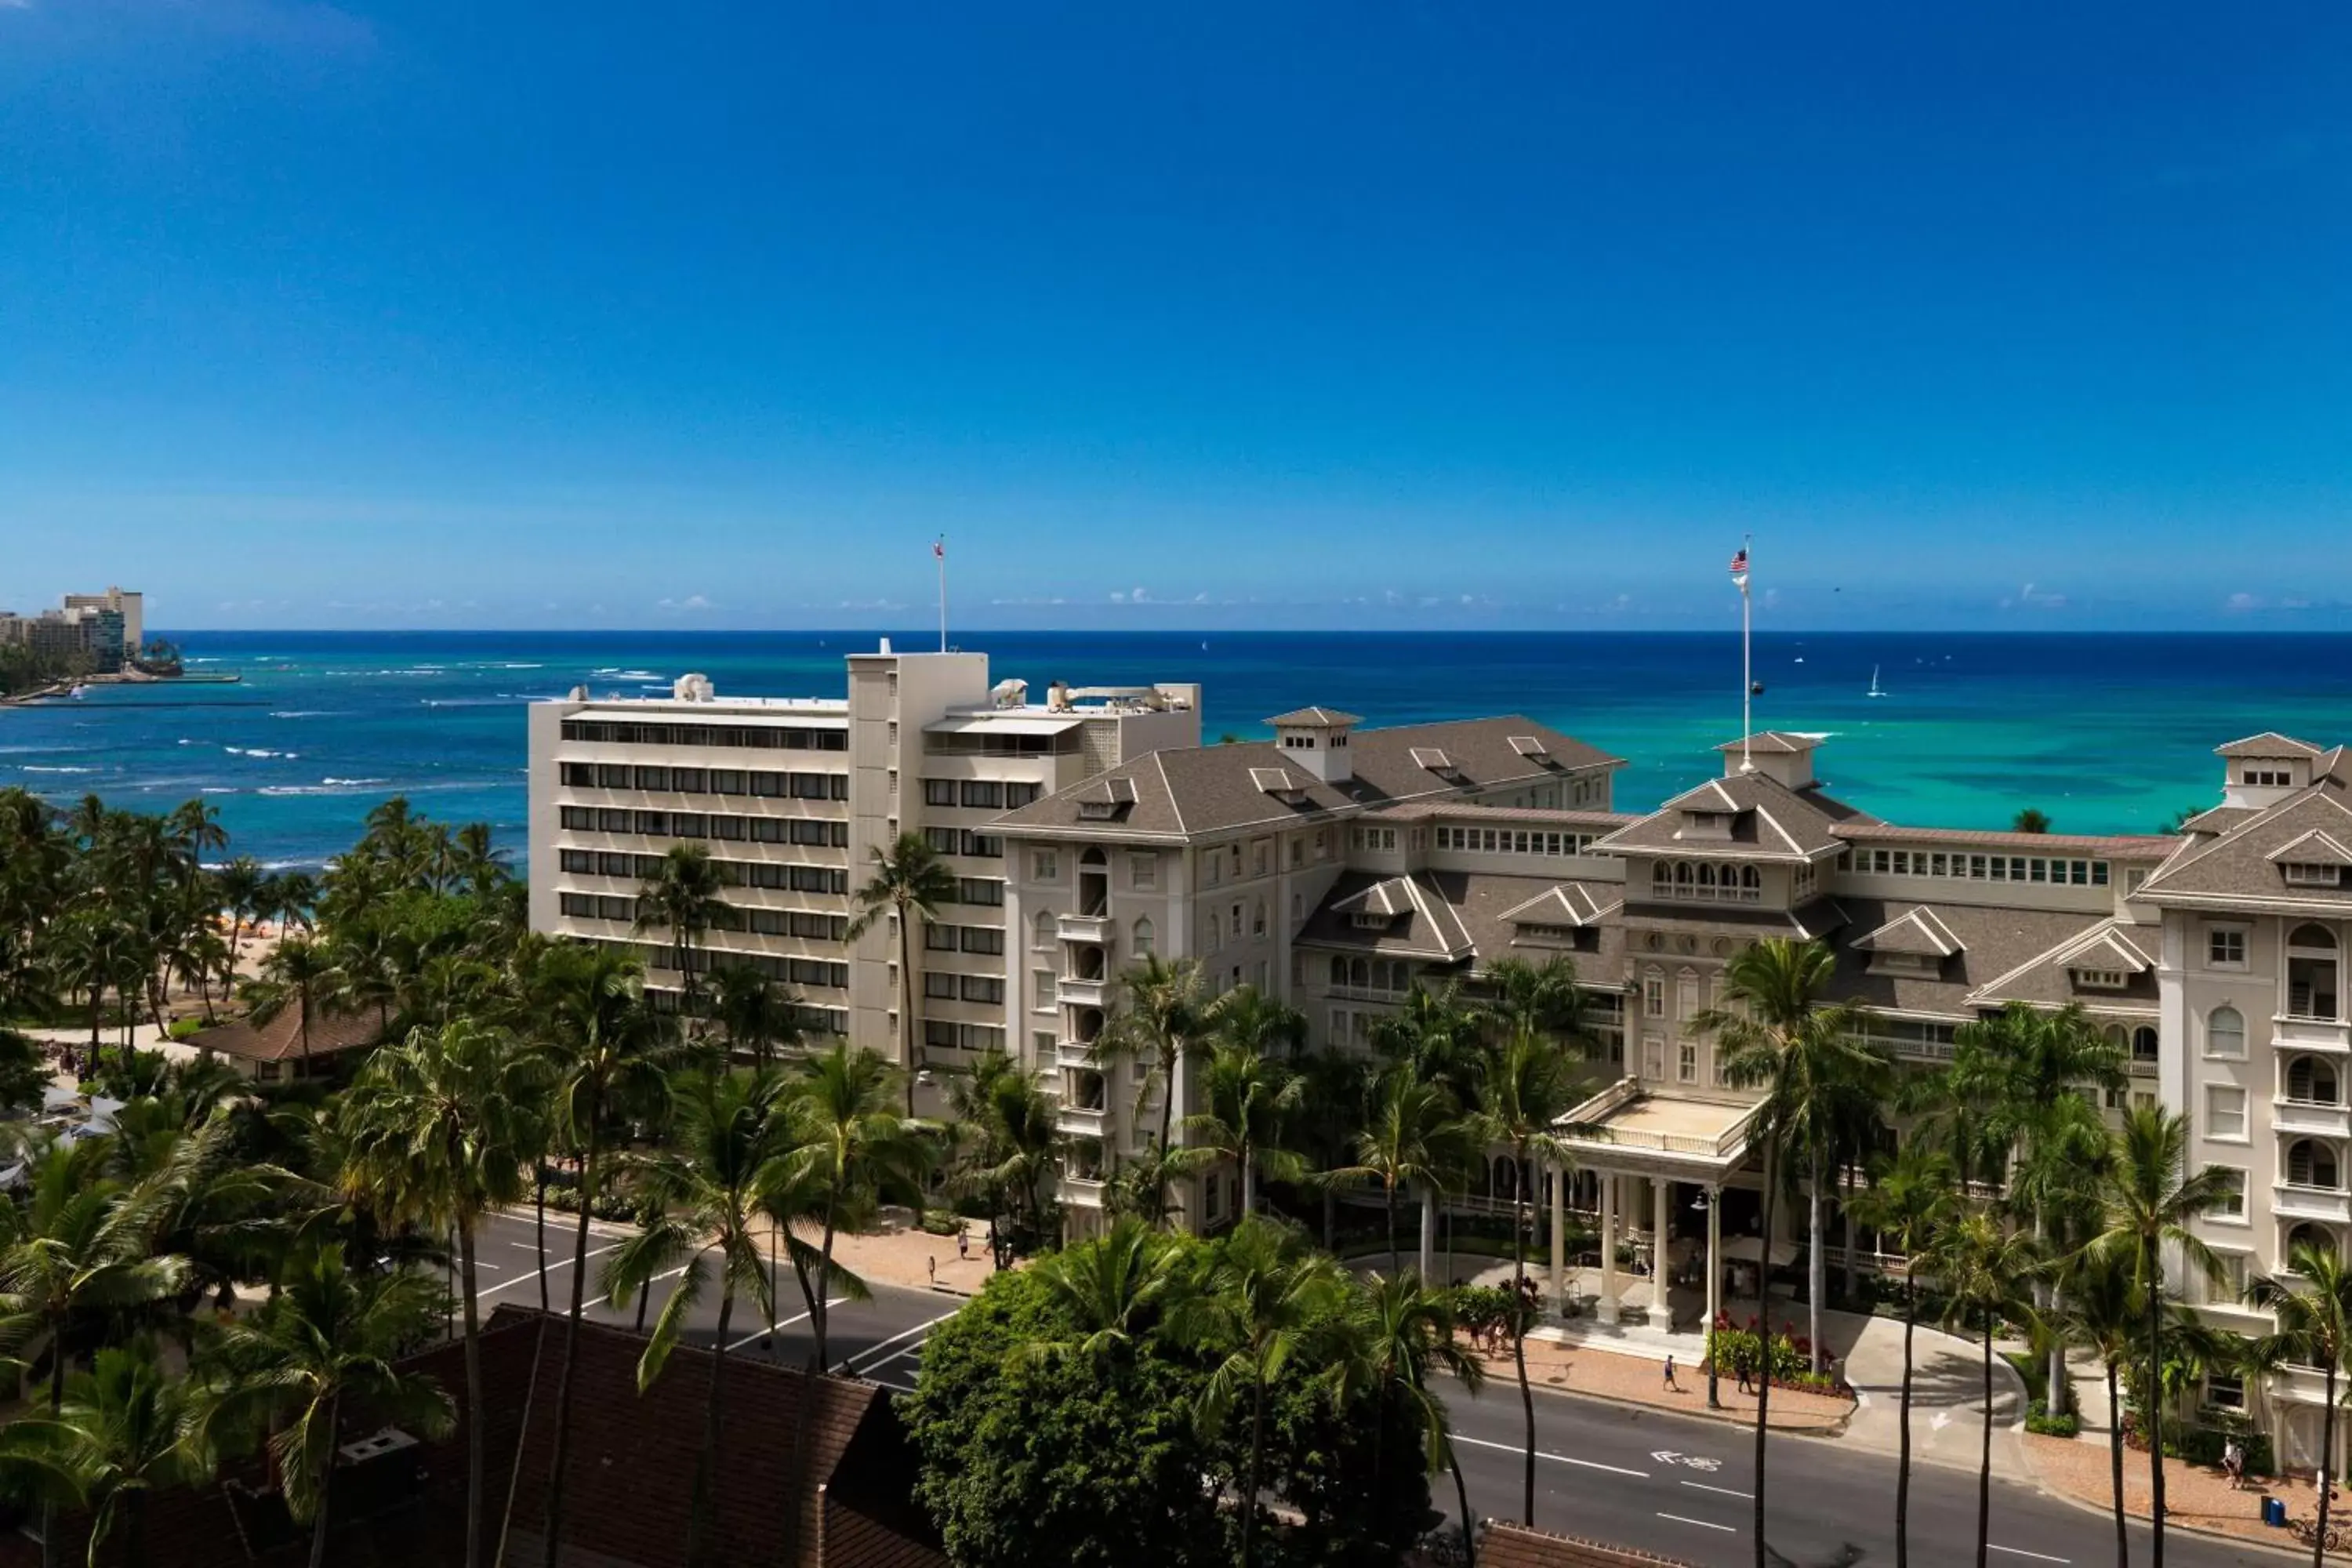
2275;1098;2352;1138
1058;913;1112;945
2274;1181;2352;1224
1055;1038;1096;1069
2274;1016;2352;1053
1056;1103;1110;1139
2127;1058;2160;1079
1057;976;1109;1008
1062;1176;1106;1210
1646;883;1764;906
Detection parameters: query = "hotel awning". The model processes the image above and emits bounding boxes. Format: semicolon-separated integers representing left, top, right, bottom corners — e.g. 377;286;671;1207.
923;714;1084;735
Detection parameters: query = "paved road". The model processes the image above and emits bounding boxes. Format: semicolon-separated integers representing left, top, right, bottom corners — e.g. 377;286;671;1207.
469;1214;2285;1566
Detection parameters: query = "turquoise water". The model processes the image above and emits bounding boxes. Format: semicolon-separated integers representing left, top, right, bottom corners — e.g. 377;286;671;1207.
3;630;2347;867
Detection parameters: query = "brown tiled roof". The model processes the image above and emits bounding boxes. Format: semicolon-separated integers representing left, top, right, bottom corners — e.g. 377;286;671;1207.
1265;706;1364;727
994;717;1622;841
1968;919;2163;1014
2216;731;2325;757
2140;787;2352;911
1590;772;1875;862
1478;1521;1697;1568
1813;898;2110;1018
186;1002;381;1064
1831;822;2176;857
1297;870;1626;984
3;1308;943;1568
1374;803;1638;828
2180;804;2262;836
1851;906;1963;957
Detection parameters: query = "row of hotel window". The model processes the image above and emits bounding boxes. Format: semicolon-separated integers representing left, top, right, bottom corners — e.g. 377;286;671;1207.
561;857;850;894
1030;848;1158;888
924;828;1006;858
557;893;855;953
560;763;849;798
559;814;851;849
925;923;1007;955
921;779;1044;809
1845;848;2112;886
559;720;847;750
1197;834;1339;888
1432;826;1602;856
924;972;1006;1004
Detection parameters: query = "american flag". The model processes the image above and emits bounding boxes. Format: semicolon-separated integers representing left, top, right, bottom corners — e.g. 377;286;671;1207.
1729;547;1748;582
935;538;946;560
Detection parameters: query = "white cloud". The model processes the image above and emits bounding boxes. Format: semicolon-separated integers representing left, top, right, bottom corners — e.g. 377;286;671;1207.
2225;591;2263;613
2002;583;2067;611
655;593;713;612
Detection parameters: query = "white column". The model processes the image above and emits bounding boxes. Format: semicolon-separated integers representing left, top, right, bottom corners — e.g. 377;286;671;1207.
1653;1178;1672;1314
1548;1164;1566;1312
1418;1184;1436;1283
1598;1174;1619;1325
1705;1183;1722;1334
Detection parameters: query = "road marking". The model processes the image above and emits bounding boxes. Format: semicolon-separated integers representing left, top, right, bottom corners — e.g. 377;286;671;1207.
1932;1410;1954;1431
1680;1481;1751;1500
726;1298;848;1352
1988;1548;2069;1564
477;1242;622;1299
837;1311;956;1376
510;1240;555;1252
1655;1512;1734;1533
1449;1435;1650;1479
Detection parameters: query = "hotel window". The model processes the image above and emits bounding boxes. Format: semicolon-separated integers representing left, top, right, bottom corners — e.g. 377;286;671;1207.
923;779;956;807
1314;830;1330;861
960;832;1004;858
1205;854;1221;887
1643;972;1664;1015
2204;1085;2248;1142
1677;1041;1697;1084
1230;844;1243;879
1254;840;1270;877
1132;917;1156;957
1207;914;1222;951
960;927;1005;956
2205;1006;2246;1058
924;826;959;855
1676;971;1699;1018
2204;1371;2245;1411
1031;912;1054;951
2207;927;2247;969
960;975;1004;1004
960;781;1005;809
1252;900;1267;937
922;972;957;1000
2244;768;2291;787
1004;782;1043;808
1033;1030;1054;1062
924;924;958;952
1031;849;1058;881
1130;852;1157;890
1032;970;1054;1010
955;878;1004;906
1290;837;1304;868
2205;1167;2247;1221
1291;892;1303;923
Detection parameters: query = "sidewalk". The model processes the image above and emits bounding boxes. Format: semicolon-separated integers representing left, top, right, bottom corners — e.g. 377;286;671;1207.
2020;1433;2321;1559
753;1218;1002;1299
1465;1330;1854;1433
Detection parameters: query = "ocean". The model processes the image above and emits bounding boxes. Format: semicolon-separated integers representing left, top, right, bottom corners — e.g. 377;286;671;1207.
4;630;2348;869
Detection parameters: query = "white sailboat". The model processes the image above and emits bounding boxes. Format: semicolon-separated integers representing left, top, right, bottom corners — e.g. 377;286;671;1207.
1867;665;1885;699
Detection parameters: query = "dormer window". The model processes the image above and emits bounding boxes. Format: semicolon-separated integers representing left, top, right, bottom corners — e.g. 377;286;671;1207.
2243;768;2292;787
2071;967;2129;991
1869;951;1940;978
1248;768;1310;807
1410;746;1459;780
1351;912;1394;930
2286;863;2345;887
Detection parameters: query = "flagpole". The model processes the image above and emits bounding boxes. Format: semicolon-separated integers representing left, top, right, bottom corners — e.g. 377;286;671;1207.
1739;534;1754;775
936;536;948;653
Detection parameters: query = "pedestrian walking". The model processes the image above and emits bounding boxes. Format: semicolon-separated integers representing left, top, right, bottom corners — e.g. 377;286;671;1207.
957;1229;970;1262
2223;1438;2245;1490
1734;1349;1753;1395
927;1255;937;1287
1663;1355;1681;1393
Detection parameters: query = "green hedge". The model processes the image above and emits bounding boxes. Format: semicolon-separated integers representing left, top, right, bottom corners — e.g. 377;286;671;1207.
2024;1402;2079;1439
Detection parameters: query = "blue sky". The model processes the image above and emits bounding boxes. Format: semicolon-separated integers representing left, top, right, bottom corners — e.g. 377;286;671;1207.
1;3;2345;632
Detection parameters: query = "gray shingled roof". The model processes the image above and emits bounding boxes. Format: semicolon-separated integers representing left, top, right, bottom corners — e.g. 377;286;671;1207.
1296;869;1627;982
993;717;1623;841
1818;899;2115;1018
1852;906;1963;957
1967;918;2162;1014
1713;731;1820;755
2140;786;2352;909
2216;731;2325;757
1265;706;1365;728
1589;771;1876;862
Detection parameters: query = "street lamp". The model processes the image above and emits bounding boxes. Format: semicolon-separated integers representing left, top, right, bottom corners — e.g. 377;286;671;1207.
1692;1189;1721;1410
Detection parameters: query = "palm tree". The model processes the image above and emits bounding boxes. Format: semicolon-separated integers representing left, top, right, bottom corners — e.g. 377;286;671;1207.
213;855;265;983
844;833;955;1114
1936;1208;2042;1568
532;943;673;1563
1355;1068;1474;1275
194;1246;452;1568
1020;1214;1180;1366
711;960;800;1067
1478;1023;1584;1529
1100;953;1209;1157
2082;1105;2234;1568
942;1047;1062;1245
633;842;731;1017
1693;935;1880;1568
601;1068;795;1568
340;1018;547;1568
11;1342;207;1568
1848;1143;1957;1568
793;1042;928;1367
2054;1248;2144;1568
1344;1269;1486;1568
1176;1042;1306;1220
1171;1218;1345;1568
245;935;336;1067
2013;808;2053;833
2249;1240;2352;1568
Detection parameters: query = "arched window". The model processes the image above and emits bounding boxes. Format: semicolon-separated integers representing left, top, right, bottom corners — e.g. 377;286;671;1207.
1082;847;1107;866
2207;1006;2245;1058
1740;865;1761;889
1697;864;1719;888
2288;1140;2340;1189
1652;862;1672;891
2288;1223;2338;1270
2131;1026;2159;1062
1350;957;1370;989
1328;956;1347;986
2291;1056;2341;1105
1673;861;1693;886
2103;1024;2129;1052
1132;916;1156;957
1032;911;1055;952
2292;923;2338;949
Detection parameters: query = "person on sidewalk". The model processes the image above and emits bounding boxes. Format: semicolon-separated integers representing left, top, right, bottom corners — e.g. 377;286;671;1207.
957;1230;970;1262
927;1255;937;1287
1664;1355;1681;1394
1734;1348;1753;1395
2223;1439;2244;1490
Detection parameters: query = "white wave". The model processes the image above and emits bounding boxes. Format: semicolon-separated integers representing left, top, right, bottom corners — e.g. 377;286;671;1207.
268;710;336;719
1788;731;1838;740
199;787;239;796
499;663;543;670
321;777;387;786
20;765;100;774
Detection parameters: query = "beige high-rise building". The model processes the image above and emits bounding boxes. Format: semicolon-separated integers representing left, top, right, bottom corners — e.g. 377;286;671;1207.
526;642;1197;1111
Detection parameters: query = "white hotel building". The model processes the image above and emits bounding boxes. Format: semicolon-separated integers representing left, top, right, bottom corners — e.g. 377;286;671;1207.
528;648;2352;1463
